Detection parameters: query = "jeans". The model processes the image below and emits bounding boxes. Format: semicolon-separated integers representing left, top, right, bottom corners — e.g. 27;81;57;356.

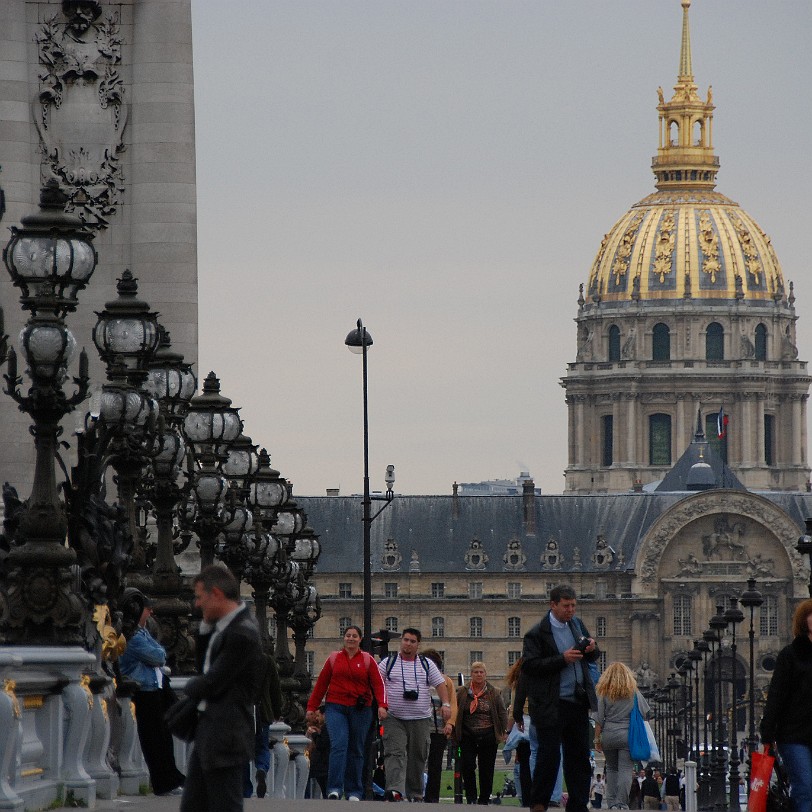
779;742;812;812
242;723;271;798
325;702;374;799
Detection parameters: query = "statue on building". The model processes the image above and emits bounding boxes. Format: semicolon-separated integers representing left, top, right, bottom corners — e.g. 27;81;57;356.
635;662;658;689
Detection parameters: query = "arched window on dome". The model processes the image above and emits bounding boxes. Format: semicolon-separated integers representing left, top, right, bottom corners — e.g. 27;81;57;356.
608;325;621;361
652;323;670;361
706;322;724;361
649;413;671;466
755;323;768;361
669;121;679;147
693;120;703;146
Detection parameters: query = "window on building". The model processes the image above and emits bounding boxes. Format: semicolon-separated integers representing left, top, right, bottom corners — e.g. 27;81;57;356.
431;582;445;599
507;582;522;599
432;617;445;638
706;322;724;361
339;616;352;635
470;617;483;638
598;651;607;672
384;582;398;598
596;617;607;637
385;616;398;633
760;596;778;636
469;582;483;599
305;651;314;675
339;582;352;598
764;414;775;466
608;325;621;362
649;413;672;465
595;580;607;600
755;324;768;361
508;651;522;668
508;617;521;638
652;323;671;361
673;595;692;636
602;415;613;467
470;651;483;665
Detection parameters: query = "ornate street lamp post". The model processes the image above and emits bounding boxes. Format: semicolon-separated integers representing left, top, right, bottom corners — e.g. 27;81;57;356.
708;605;729;810
796;518;812;597
724;597;744;811
666;673;681;767
345;318;394;651
1;182;97;644
739;578;763;776
695;636;711;806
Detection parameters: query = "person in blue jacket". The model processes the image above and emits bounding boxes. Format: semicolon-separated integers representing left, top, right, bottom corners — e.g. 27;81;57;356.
119;590;185;797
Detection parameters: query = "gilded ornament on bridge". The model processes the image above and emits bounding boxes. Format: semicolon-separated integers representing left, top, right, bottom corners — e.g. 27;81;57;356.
697;210;721;283
3;680;21;720
652;210;676;283
729;213;762;285
611;212;644;286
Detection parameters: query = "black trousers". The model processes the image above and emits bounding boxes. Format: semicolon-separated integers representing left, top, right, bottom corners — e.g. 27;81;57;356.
460;730;499;805
530;700;592;812
132;689;185;795
180;745;243;812
425;732;449;803
516;739;532;807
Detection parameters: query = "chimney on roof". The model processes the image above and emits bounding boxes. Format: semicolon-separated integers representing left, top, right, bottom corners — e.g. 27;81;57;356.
522;479;536;536
452;481;460;519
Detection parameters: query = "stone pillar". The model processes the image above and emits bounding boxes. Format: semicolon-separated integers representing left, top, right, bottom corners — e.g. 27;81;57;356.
269;721;291;798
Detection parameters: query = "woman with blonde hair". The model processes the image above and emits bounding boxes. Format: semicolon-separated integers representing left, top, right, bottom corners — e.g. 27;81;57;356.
594;662;650;810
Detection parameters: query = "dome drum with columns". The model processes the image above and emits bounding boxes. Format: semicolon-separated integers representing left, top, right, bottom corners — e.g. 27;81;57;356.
563;0;811;494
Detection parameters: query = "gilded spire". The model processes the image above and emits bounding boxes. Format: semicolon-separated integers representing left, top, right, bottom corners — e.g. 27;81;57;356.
678;0;693;82
651;0;718;191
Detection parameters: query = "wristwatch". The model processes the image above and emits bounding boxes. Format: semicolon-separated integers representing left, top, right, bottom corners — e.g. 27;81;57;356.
442;702;451;708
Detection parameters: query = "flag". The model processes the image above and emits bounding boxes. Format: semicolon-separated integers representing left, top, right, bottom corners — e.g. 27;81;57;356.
717;406;729;439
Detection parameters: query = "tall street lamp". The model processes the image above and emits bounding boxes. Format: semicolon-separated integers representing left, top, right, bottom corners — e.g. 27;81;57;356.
345;318;394;651
708;605;729;811
724;597;744;812
739;578;763;776
796;518;812;597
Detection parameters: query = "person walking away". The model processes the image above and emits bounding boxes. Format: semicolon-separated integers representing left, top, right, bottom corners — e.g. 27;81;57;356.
378;628;451;801
243;650;283;798
180;565;263;812
760;597;812;812
662;768;680;811
628;770;642;810
307;625;388;800
454;662;508;805
521;584;600;812
640;768;661;811
306;706;330;798
593;662;650;810
590;774;605;808
118;590;185;797
422;648;457;804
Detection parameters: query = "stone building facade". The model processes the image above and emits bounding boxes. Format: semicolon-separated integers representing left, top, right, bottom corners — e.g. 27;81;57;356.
0;0;198;494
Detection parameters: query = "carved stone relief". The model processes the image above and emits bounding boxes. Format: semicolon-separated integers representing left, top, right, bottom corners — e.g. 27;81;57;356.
35;1;128;229
381;539;402;571
464;538;488;571
503;538;527;571
540;538;563;570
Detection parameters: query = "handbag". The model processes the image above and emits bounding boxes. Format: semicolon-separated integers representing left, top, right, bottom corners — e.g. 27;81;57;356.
628;692;651;761
164;696;198;742
767;749;793;812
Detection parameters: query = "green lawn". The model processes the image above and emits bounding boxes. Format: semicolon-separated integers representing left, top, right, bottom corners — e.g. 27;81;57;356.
437;766;522;806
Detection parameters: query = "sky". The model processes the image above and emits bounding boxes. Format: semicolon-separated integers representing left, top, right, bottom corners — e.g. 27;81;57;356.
190;1;812;498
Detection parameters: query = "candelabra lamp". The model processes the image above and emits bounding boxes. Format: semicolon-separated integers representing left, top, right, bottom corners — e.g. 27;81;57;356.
708;605;729;810
0;182;98;644
739;578;763;780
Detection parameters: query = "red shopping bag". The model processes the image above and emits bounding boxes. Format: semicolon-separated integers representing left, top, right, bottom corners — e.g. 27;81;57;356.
749;746;776;812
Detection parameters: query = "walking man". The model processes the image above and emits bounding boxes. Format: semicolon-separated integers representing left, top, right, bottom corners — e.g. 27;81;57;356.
521;585;600;812
180;565;263;812
378;628;452;801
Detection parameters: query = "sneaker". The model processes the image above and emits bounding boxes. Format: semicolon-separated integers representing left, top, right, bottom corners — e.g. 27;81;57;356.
157;787;184;796
329;792;341;800
256;769;267;799
349;796;361;802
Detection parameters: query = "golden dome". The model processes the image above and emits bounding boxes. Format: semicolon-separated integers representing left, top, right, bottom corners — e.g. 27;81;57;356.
585;1;786;305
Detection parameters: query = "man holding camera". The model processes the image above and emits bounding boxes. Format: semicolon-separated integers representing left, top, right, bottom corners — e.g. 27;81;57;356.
521;585;600;812
379;628;451;801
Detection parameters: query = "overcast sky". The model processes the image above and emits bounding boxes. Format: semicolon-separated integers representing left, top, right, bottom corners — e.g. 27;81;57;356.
190;1;812;497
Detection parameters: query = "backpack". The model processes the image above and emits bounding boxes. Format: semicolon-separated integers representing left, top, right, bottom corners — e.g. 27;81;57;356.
383;653;431;685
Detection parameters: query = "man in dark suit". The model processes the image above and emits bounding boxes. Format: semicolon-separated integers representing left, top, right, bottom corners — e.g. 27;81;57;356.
521;584;600;812
180;565;263;812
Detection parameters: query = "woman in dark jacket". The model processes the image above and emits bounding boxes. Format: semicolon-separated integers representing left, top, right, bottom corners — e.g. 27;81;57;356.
760;598;812;812
454;662;508;805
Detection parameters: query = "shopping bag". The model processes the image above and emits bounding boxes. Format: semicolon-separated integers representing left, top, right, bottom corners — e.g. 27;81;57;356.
749;747;776;812
643;721;661;763
767;749;793;812
628;692;651;761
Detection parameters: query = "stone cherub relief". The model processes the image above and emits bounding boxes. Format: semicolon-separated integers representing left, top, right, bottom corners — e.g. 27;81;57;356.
702;516;747;561
677;553;704;576
464;538;488;571
35;0;128;229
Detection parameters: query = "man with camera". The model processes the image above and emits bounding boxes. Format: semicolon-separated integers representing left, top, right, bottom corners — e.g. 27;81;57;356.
378;628;451;801
521;585;600;812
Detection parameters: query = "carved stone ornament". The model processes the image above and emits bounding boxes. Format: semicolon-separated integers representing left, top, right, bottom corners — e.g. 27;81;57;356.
572;547;582;570
540;538;563;570
702;515;747;561
676;553;703;576
381;539;402;572
35;1;128;230
698;210;721;284
464;537;489;571
591;534;614;569
638;492;808;590
503;538;527;571
409;549;420;573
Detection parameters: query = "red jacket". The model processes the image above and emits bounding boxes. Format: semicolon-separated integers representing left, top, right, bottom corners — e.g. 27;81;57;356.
307;649;387;711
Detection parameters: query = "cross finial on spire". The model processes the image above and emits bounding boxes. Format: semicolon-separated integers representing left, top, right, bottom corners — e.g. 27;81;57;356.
679;0;693;82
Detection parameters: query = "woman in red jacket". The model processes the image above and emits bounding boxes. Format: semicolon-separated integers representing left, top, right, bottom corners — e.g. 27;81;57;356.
306;626;388;800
